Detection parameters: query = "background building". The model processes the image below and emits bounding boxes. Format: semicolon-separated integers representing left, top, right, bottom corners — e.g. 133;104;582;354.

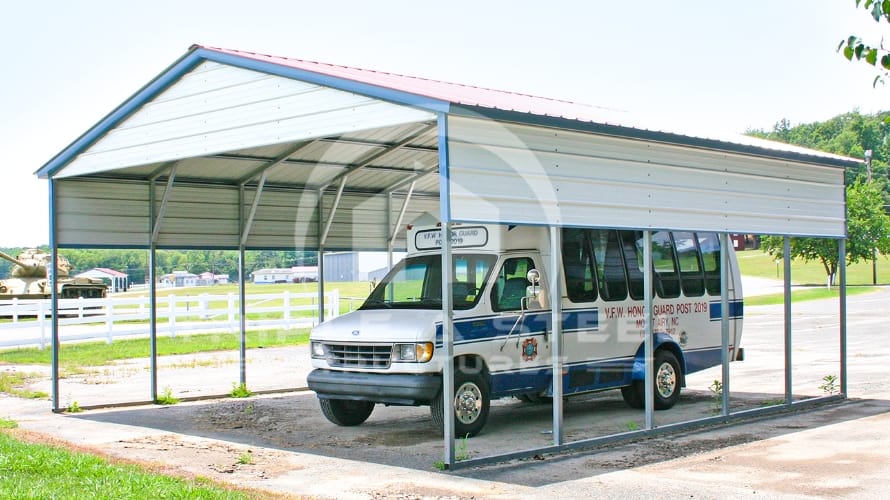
75;268;129;293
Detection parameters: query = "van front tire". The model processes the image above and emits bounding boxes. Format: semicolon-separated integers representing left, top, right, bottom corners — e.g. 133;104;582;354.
319;398;375;426
431;367;490;438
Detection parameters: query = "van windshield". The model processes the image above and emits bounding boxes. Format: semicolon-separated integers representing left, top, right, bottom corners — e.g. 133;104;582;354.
361;254;496;310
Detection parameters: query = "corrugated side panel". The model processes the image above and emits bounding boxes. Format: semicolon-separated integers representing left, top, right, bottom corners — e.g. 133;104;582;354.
55;178;440;250
321;195;387;250
244;189;319;249
153;184;240;248
446;116;846;237
57;179;150;247
56;61;436;178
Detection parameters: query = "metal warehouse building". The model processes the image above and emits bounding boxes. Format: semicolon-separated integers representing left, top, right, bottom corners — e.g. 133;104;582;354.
36;45;859;467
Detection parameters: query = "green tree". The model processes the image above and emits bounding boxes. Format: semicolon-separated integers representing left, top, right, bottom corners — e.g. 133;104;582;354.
839;0;890;86
760;180;890;284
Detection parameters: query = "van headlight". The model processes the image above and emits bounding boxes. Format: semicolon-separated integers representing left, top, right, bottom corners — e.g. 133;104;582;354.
393;342;434;363
311;342;325;358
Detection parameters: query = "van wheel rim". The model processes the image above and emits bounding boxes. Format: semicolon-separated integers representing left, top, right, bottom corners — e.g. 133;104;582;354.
454;382;482;424
656;362;677;398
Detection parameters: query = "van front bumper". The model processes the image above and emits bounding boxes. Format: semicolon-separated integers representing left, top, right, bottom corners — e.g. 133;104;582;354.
307;369;442;406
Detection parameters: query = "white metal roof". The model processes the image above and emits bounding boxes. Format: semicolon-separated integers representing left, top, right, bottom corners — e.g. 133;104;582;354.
39;45;859;249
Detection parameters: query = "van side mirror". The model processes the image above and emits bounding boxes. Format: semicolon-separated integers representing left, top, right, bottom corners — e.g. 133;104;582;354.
524;269;542;310
526;268;540;293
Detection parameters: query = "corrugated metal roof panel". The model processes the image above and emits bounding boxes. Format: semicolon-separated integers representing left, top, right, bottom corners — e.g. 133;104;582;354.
203;46;858;168
204;46;625;124
43;45;853;249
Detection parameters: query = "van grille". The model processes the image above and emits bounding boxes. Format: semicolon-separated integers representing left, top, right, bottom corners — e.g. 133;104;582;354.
323;343;392;369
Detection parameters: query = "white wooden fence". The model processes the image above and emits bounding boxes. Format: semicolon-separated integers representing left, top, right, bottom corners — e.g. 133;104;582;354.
0;290;341;349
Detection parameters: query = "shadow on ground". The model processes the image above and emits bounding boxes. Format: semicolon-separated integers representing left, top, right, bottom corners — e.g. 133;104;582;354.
69;389;890;487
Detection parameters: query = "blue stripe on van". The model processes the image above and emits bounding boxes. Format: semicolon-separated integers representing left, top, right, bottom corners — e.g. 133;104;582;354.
709;299;743;321
435;308;599;346
487;345;730;399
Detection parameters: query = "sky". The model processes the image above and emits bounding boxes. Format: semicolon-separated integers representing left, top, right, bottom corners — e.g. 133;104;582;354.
0;0;885;247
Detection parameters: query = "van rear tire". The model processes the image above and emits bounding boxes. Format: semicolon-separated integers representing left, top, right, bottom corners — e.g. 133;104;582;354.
621;350;682;410
319;398;374;426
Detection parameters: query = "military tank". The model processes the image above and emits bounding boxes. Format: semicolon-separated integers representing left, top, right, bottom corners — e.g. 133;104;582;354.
0;249;107;300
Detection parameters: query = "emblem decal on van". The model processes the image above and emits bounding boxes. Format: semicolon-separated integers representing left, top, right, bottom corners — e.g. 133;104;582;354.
351;330;360;336
522;337;538;361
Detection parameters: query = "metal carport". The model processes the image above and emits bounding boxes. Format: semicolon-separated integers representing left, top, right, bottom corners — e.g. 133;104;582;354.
37;44;860;468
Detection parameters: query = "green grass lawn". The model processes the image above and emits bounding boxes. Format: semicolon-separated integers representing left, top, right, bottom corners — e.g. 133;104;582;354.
0;328;309;371
736;249;890;285
0;421;256;499
743;285;878;306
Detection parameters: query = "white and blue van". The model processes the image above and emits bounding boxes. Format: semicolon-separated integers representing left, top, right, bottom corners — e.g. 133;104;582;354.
308;221;743;436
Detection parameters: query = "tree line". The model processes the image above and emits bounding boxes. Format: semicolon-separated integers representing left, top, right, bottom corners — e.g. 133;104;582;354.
0;248;317;284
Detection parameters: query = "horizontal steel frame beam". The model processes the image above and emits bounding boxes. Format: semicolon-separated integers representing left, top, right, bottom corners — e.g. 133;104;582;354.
383;163;438;194
319;123;437;191
210;154;436;177
236;141;314;185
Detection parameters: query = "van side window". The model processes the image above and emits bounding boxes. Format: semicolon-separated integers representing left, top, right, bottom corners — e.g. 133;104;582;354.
562;228;597;302
697;232;722;295
621;231;645;300
673;231;705;297
592;229;627;301
651;231;681;298
491;257;536;312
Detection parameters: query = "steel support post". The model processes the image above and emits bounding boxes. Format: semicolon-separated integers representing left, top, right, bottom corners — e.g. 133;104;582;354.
440;222;455;466
550;227;564;445
49;179;60;411
436;113;456;467
148;179;159;402
839;238;848;396
643;230;654;429
238;185;247;386
720;233;730;416
317;190;326;324
784;236;793;404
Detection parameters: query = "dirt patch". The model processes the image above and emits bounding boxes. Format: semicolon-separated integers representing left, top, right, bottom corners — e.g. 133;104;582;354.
115;434;300;480
3;427;298;499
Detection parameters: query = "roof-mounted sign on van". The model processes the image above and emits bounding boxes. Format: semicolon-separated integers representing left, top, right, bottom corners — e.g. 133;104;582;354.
414;226;489;251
